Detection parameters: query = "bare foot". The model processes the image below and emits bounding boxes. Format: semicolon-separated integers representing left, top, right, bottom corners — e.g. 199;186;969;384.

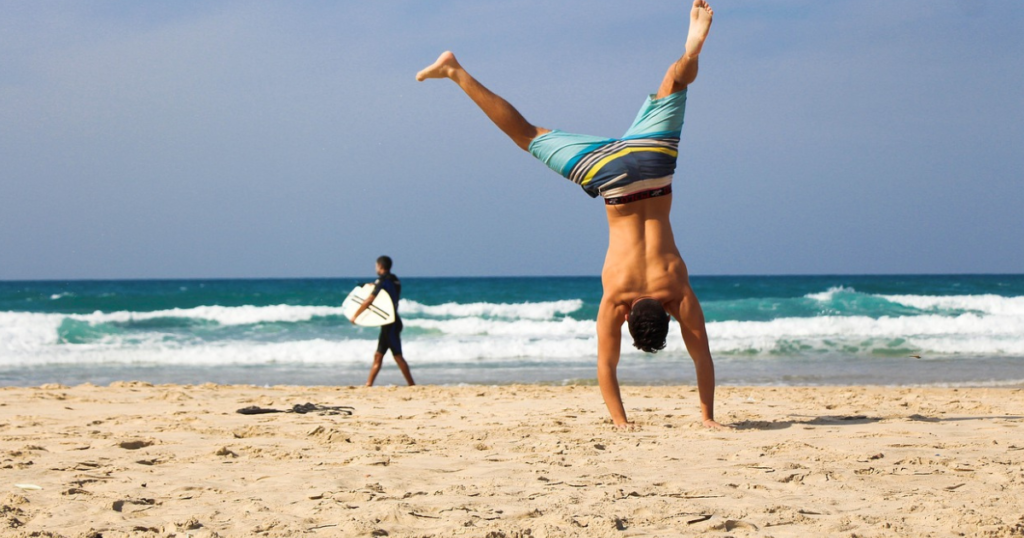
415;51;461;81
685;0;714;57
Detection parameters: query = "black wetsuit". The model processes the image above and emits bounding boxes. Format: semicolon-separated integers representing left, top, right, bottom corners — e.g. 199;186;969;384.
373;272;403;355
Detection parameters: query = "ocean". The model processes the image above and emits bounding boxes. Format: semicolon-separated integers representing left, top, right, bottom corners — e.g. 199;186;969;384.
1;275;1022;388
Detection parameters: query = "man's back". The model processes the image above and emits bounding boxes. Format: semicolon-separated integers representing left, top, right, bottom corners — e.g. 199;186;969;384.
601;194;689;314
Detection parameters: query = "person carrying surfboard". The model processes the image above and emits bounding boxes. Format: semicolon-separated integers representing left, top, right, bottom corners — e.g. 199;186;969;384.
416;1;722;428
349;256;415;387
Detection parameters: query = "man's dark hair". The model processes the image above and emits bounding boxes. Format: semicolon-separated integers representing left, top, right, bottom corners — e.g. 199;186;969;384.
376;255;393;271
627;298;669;353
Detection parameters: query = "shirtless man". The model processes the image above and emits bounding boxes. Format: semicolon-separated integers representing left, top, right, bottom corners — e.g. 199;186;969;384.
417;1;722;429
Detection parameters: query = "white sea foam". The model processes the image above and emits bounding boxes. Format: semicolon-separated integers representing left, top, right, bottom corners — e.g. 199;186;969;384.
806;289;1024;316
804;286;855;301
72;304;347;326
0;304;599;367
401;299;582;320
707;313;1024;356
0;312;61;351
3;292;1024;368
880;294;1024;316
0;298;582;335
0;333;600;367
406;317;593;337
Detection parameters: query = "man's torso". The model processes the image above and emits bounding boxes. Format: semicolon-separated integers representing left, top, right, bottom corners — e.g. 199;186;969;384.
601;195;689;316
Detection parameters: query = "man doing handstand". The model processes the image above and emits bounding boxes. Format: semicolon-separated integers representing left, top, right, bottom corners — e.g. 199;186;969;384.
417;1;722;429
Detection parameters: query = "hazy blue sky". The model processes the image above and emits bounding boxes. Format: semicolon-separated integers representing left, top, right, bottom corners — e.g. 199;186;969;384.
2;1;1022;279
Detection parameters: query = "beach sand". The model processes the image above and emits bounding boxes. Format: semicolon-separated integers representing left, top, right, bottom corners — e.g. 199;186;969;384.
1;383;1022;537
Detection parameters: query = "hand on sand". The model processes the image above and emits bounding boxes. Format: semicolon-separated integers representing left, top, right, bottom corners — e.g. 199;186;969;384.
703;418;730;430
613;421;639;431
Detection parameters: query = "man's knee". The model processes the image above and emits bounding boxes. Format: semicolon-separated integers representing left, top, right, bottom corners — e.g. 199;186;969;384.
516;126;550;151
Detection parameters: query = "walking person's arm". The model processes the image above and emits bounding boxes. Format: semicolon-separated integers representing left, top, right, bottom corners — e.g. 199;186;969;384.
350;278;384;324
349;293;377;324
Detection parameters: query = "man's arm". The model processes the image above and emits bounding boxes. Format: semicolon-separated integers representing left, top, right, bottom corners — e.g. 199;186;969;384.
349;293;377;324
350;278;383;324
596;300;630;428
690;342;720;428
672;289;724;429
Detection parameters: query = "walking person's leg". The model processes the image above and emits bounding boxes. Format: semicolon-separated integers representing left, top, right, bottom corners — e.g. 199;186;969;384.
366;326;391;386
389;323;413;385
366;352;384;387
388;321;415;386
393;355;415;386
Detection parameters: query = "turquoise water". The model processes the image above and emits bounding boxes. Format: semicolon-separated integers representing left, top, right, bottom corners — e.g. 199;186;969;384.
1;275;1022;387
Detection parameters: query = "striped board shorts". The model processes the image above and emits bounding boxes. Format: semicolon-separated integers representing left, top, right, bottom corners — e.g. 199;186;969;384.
528;89;687;202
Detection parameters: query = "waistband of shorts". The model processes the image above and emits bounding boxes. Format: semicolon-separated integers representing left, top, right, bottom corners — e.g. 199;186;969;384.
604;184;672;205
599;175;672;198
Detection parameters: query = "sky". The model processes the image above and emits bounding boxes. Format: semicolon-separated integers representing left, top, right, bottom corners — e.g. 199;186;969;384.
1;0;1022;279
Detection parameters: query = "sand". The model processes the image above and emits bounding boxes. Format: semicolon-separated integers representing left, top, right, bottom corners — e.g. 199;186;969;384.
1;383;1022;537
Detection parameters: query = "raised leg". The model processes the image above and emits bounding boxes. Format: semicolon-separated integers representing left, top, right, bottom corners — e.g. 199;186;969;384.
656;0;714;99
417;51;549;151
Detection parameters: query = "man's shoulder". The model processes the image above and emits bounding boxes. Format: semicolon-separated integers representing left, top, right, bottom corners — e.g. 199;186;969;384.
375;273;400;288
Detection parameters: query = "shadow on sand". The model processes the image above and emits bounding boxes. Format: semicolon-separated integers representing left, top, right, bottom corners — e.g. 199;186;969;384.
729;413;1022;431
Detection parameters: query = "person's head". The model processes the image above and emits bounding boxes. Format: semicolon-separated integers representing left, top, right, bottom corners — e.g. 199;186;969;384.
376;255;393;275
627;297;669;353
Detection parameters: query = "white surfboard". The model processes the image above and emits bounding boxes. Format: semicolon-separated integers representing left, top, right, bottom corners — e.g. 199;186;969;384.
342;284;396;327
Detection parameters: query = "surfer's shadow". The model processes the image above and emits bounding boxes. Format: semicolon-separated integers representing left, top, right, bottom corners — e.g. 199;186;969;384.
731;415;883;431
